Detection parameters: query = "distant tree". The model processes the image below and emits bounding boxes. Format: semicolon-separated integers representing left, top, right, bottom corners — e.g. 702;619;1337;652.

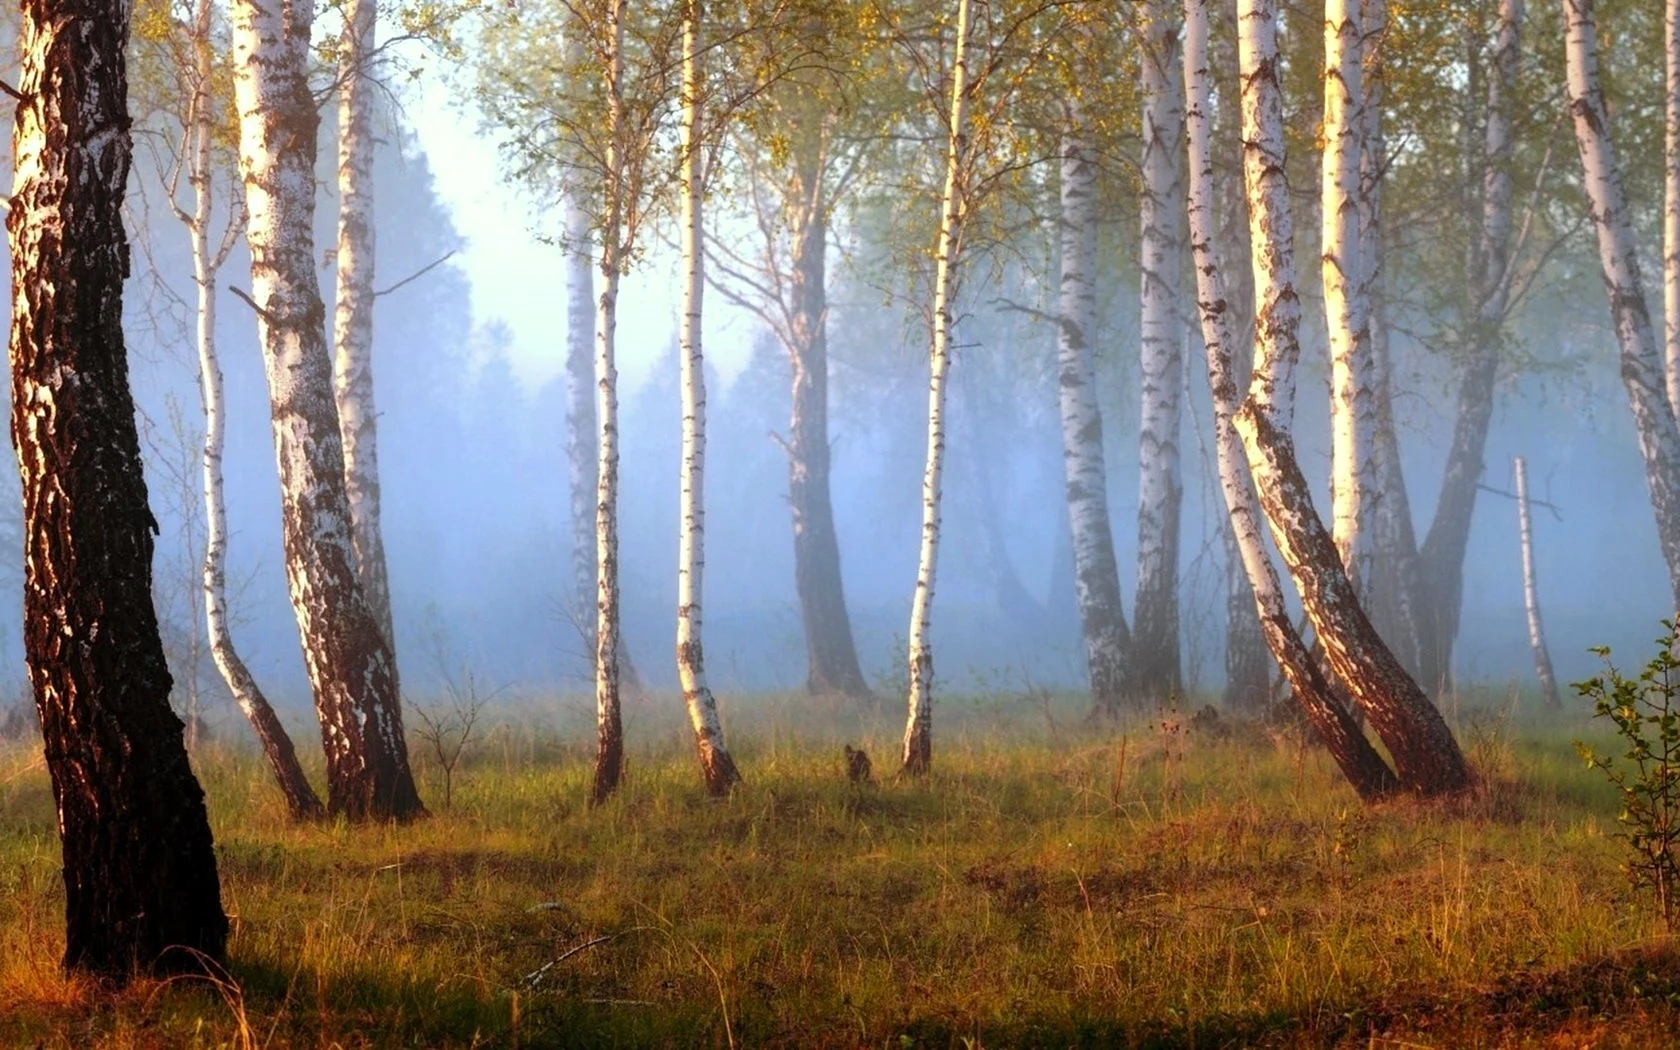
230;0;425;820
9;0;228;976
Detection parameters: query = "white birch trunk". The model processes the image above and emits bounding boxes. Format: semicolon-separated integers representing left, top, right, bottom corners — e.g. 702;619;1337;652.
566;193;597;650
1512;457;1561;707
1565;0;1680;609
188;0;322;821
902;0;971;776
1185;0;1396;800
590;0;628;805
332;0;396;655
232;0;424;820
1322;0;1376;590
1135;0;1187;702
1057;120;1133;716
675;0;740;797
1233;0;1470;796
1668;0;1680;415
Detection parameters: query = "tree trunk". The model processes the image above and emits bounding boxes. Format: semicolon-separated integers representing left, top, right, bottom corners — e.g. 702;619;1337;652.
591;0;628;805
902;0;971;777
1135;0;1187;704
1186;0;1398;799
676;0;741;797
9;0;229;978
1668;0;1679;414
231;0;425;821
1323;0;1377;591
333;0;398;660
1234;0;1471;796
785;174;872;700
1513;457;1561;707
566;192;598;649
1565;0;1680;609
188;0;323;822
1415;0;1522;694
1056;121;1133;716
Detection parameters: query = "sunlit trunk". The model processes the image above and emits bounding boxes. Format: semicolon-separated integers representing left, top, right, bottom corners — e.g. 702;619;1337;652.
1668;0;1680;414
1234;0;1470;796
902;0;971;776
232;0;425;821
188;0;322;821
10;0;230;978
1135;0;1187;703
1056;121;1133;716
1185;0;1397;799
591;0;628;805
676;0;741;797
566;192;597;648
1512;458;1561;707
1565;0;1680;610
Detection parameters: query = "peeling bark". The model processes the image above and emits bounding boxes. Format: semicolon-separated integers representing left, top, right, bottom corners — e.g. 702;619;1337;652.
9;0;229;977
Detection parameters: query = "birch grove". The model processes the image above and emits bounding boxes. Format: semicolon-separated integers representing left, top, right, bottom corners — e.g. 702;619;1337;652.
675;0;742;796
231;0;425;821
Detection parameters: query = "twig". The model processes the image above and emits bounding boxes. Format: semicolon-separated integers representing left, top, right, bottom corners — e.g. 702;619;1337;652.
519;933;619;990
1476;482;1563;522
0;80;25;103
226;285;274;323
373;250;458;298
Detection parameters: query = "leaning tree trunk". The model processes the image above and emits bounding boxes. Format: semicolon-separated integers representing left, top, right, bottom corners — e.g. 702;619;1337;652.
1056;120;1134;717
1565;0;1680;607
1667;0;1680;413
9;0;229;978
1513;457;1561;707
333;0;398;660
785;167;873;700
1415;0;1522;694
231;0;425;821
1234;0;1471;796
1323;0;1377;592
902;0;971;777
187;0;322;822
1185;0;1398;799
675;0;741;797
591;0;628;805
1134;0;1188;704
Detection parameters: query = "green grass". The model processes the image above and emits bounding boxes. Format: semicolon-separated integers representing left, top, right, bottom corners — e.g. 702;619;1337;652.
2;688;1678;1048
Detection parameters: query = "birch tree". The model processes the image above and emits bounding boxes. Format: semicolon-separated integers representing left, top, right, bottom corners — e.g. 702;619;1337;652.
1564;0;1680;609
134;0;325;821
1133;0;1187;704
10;0;229;977
1668;0;1680;413
231;0;426;820
675;0;742;796
1513;457;1561;707
1185;0;1396;800
1232;0;1471;796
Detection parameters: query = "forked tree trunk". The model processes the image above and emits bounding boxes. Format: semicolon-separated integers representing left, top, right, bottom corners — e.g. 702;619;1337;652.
1564;0;1680;609
231;0;425;821
1056;121;1133;716
186;0;323;822
1185;0;1398;799
591;0;628;805
333;0;398;657
1512;458;1561;707
1416;0;1523;694
10;0;229;978
1234;0;1471;796
676;0;741;797
785;172;872;700
902;0;972;776
1135;0;1187;704
1323;0;1377;591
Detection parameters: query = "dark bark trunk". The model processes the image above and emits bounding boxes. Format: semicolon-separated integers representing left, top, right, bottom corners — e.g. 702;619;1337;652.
1222;532;1272;713
8;0;228;978
214;640;325;820
786;201;872;700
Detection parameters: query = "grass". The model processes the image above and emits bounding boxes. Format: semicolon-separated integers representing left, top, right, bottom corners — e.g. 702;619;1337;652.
1;687;1677;1048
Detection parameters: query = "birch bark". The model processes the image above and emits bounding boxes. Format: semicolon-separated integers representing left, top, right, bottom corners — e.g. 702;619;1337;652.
566;191;597;647
676;0;741;796
1668;0;1680;414
10;0;230;976
1233;0;1471;796
1056;121;1133;716
1564;0;1680;610
1513;458;1561;707
902;0;971;776
1185;0;1397;799
231;0;425;820
1135;0;1187;703
186;0;323;821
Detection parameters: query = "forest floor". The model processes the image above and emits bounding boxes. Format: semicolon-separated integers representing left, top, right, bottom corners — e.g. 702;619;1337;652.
1;686;1678;1048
